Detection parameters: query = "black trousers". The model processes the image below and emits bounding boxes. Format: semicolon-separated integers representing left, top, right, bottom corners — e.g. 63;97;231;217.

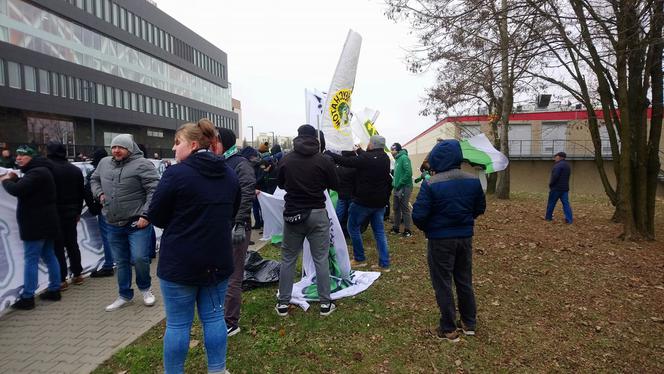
54;215;83;281
427;237;477;332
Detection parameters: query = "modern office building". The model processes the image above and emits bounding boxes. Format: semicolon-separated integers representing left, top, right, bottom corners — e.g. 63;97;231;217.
0;0;238;156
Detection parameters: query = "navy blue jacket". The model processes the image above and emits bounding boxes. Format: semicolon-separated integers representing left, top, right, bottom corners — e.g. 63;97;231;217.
412;140;486;239
148;150;240;286
549;160;571;191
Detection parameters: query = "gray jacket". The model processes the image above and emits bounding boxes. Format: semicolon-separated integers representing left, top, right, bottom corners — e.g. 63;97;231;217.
226;153;256;225
90;142;160;226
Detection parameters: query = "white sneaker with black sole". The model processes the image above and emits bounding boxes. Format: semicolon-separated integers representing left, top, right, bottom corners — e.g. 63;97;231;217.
227;325;241;337
320;303;336;316
275;303;289;316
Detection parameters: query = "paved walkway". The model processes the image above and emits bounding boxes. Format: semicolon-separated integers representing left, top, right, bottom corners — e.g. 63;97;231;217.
0;231;268;374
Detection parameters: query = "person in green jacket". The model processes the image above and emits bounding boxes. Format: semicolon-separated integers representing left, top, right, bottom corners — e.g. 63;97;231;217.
390;143;413;237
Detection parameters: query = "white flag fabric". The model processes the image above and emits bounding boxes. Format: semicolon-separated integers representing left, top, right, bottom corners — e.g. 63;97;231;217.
257;188;380;311
305;89;327;129
349;107;380;148
460;134;510;173
320;30;362;152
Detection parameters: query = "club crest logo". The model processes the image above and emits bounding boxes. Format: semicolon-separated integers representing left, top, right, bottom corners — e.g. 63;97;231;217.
329;89;352;134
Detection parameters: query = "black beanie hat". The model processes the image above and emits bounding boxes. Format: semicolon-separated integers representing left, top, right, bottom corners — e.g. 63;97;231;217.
218;128;237;151
297;124;317;137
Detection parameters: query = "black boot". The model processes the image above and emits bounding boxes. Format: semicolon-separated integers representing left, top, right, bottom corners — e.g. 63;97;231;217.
11;297;35;310
91;267;115;278
39;290;62;301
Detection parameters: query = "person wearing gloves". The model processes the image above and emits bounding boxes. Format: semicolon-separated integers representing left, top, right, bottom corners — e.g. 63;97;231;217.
90;134;160;312
215;125;256;337
148;120;239;374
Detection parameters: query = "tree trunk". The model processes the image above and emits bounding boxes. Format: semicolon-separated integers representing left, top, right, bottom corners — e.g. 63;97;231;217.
495;0;512;200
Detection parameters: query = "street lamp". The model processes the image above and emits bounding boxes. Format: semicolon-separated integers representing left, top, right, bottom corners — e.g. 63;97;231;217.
247;125;254;148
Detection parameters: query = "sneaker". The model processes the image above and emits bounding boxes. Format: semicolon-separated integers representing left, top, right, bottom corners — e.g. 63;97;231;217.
60;281;69;291
389;228;400;235
402;230;413;238
320;303;337;316
90;268;114;278
72;275;84;285
105;297;132;312
275;303;289;317
436;327;460;343
142;289;156;306
350;259;367;268
370;264;391;273
227;325;241;337
39;290;61;301
11;297;35;310
456;320;476;336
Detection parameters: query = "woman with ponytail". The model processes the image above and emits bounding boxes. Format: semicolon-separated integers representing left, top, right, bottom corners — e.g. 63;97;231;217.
148;119;240;374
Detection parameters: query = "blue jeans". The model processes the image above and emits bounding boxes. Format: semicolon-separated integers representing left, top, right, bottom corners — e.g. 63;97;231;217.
106;222;153;300
161;278;229;374
347;202;390;267
545;190;573;223
22;240;61;298
97;215;114;269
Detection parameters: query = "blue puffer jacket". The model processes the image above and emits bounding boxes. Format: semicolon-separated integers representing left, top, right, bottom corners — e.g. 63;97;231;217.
549;160;571;191
412;140;486;239
148;150;240;286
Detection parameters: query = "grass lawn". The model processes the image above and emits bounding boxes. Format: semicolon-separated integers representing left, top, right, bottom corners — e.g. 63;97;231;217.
94;193;664;373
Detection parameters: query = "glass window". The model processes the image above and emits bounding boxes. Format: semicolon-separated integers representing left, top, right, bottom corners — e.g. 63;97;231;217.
111;3;118;27
0;59;4;86
145;96;151;114
38;69;49;94
134;15;140;37
138;94;144;112
122;90;129;109
103;0;111;22
95;0;102;18
60;75;67;98
8;61;20;89
157;99;162;116
114;88;121;108
51;72;58;96
141;19;146;40
76;0;84;9
74;78;81;100
120;7;126;30
82;80;89;102
96;83;104;105
68;76;75;99
127;11;133;33
147;23;153;43
85;0;93;14
23;65;36;91
105;85;113;106
130;92;137;111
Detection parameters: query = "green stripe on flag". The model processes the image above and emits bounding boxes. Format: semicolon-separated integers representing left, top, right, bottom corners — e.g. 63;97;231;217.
460;139;495;173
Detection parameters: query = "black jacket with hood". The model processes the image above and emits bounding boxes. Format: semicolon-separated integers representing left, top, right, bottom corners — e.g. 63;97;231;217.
149;150;240;286
277;135;338;214
2;157;60;241
46;142;84;219
329;148;391;208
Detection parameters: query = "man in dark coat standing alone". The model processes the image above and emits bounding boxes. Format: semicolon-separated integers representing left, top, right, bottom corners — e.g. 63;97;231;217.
47;141;85;288
545;151;573;224
1;145;62;310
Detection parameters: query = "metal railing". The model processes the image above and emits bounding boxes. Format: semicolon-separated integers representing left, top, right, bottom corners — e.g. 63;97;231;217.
506;139;616;159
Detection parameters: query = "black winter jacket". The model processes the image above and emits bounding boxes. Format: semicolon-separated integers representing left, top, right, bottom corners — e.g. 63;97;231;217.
149;150;240;286
329;148;391;208
47;143;84;219
225;152;256;225
277;136;338;214
549;160;571;191
2;157;60;241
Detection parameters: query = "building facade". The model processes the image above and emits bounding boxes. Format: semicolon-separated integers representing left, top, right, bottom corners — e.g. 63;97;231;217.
404;109;664;197
0;0;238;157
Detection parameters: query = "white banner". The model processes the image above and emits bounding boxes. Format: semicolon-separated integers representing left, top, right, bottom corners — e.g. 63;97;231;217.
305;88;327;130
349;107;380;148
257;188;380;311
320;30;362;152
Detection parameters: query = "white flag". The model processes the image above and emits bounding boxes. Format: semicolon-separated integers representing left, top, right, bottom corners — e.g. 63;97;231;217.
320;30;362;151
305;89;327;129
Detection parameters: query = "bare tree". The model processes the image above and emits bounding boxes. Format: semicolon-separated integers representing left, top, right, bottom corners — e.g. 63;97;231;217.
526;0;663;240
385;0;544;199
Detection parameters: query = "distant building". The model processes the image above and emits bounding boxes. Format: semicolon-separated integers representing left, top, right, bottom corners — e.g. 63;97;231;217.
404;108;664;196
0;0;238;157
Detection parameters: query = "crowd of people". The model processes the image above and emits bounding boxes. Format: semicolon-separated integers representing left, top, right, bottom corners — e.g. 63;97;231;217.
0;120;574;371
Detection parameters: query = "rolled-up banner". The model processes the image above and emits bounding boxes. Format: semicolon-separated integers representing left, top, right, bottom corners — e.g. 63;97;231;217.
320;30;362;151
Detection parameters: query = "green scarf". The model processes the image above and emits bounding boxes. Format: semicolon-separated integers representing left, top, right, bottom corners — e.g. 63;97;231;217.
223;145;238;159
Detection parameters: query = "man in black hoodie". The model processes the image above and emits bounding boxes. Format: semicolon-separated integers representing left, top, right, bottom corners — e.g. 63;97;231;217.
275;124;339;317
1;145;62;310
47;141;85;288
327;135;392;271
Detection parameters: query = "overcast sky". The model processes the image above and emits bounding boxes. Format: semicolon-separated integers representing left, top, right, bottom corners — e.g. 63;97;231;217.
155;0;435;145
